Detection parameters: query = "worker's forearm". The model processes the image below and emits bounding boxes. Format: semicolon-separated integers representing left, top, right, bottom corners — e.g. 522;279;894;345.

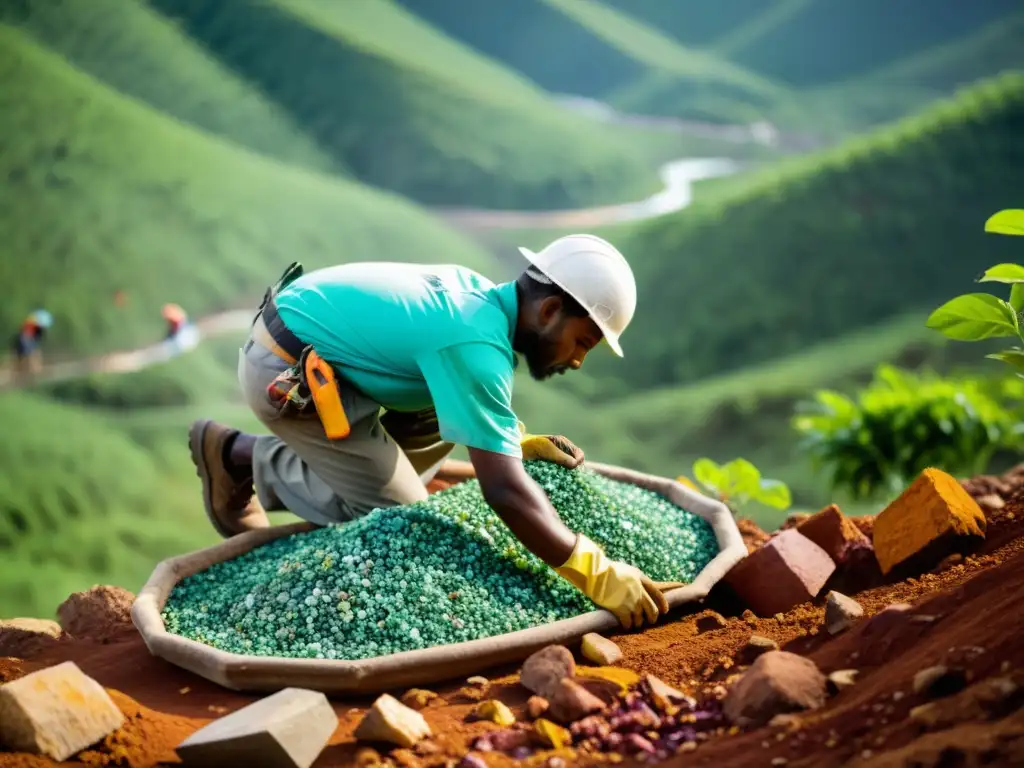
483;482;577;568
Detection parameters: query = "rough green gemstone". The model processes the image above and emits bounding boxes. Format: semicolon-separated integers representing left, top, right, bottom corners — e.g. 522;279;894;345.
163;463;719;660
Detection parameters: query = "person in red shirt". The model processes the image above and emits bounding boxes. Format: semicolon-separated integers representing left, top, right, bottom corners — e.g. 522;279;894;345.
162;303;188;341
11;309;53;376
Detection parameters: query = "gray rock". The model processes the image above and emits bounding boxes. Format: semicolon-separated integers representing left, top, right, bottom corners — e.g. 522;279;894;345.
825;591;864;635
827;669;859;694
176;688;337;768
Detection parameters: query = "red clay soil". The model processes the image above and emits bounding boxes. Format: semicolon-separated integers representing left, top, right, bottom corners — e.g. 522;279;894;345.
3;477;1024;768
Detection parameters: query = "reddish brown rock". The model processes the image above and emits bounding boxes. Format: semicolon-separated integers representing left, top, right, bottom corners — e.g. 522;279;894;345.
723;651;828;727
520;645;575;699
571;675;621;706
547;678;606;723
725;529;836;617
796;504;871;563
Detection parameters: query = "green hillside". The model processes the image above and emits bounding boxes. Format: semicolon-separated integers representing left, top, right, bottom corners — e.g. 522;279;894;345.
726;0;1018;85
603;0;797;47
0;0;335;173
710;0;814;58
0;23;496;355
143;0;653;210
608;0;1019;86
541;0;781;98
585;73;1024;391
0;391;222;618
861;13;1024;91
769;13;1024;136
394;0;783;121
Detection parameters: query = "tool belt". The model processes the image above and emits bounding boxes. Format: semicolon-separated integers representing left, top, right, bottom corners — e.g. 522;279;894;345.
254;262;351;440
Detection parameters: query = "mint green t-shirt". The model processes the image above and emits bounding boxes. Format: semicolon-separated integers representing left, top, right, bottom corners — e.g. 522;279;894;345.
273;262;523;457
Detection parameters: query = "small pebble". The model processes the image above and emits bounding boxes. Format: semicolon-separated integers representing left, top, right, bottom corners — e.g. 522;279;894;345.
527;695;550;719
581;633;623;665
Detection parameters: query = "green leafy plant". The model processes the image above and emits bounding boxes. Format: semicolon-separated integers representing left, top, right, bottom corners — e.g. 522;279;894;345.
678;457;792;514
793;364;1024;501
927;209;1024;374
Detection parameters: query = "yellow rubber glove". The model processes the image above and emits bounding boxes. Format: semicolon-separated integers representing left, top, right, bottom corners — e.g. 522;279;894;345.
518;422;585;469
555;534;669;629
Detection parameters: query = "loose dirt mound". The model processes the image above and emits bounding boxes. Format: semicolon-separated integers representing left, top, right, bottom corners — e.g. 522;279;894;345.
2;471;1024;768
0;620;62;659
57;586;135;642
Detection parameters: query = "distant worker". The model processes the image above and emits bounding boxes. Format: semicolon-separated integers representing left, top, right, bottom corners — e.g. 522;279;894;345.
188;235;671;629
162;303;188;341
11;309;53;376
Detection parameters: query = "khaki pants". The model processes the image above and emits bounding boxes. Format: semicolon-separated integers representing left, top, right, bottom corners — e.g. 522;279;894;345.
239;317;455;526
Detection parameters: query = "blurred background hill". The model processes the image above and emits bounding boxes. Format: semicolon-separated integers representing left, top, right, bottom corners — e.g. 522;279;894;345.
2;0;1022;617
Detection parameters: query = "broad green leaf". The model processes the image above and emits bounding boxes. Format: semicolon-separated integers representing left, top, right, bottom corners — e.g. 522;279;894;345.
755;479;792;510
925;293;1020;340
986;349;1024;374
1010;284;1024;313
1001;298;1021;335
977;264;1024;284
692;458;724;493
721;458;761;497
814;390;857;419
985;209;1024;236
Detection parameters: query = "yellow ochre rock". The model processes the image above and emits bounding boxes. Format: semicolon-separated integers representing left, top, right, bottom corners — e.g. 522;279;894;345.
474;699;516;726
872;467;986;575
581;633;623;666
535;718;572;749
399;688;440;711
574;665;639;691
354;694;431;748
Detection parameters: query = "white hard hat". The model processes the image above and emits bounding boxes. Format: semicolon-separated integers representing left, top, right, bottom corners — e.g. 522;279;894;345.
518;234;636;357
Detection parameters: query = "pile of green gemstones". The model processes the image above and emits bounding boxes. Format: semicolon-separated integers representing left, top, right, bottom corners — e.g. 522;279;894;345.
162;462;719;660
